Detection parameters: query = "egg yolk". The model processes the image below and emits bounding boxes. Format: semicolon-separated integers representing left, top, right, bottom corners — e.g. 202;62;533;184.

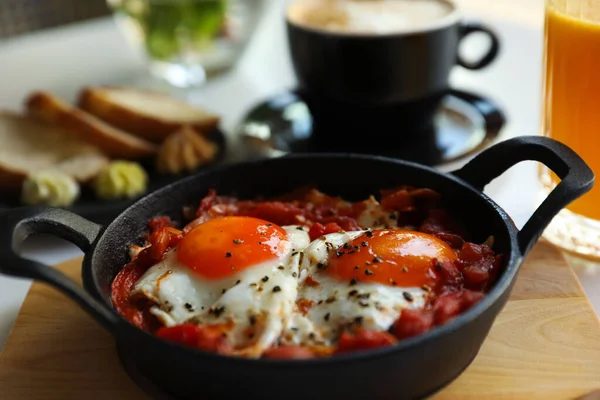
177;216;288;280
326;230;457;287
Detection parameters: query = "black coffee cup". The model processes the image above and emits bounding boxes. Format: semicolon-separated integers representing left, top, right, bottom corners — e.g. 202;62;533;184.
286;0;500;107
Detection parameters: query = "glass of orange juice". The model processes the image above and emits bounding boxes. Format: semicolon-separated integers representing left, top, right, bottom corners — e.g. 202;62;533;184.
541;0;600;259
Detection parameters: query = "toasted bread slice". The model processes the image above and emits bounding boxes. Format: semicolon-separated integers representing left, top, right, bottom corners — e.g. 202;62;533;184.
78;87;220;143
0;112;109;190
26;92;158;159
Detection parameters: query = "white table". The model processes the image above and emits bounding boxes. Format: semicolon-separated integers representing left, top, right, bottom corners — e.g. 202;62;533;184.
1;0;598;351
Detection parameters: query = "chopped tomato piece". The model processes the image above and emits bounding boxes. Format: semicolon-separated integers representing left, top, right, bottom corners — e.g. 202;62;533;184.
433;292;463;325
156;324;232;355
420;209;466;237
308;222;344;241
335;329;397;354
434;259;463;287
148;216;174;233
322;216;361;232
381;189;412;211
461;290;485;311
240;202;303;226
392;309;434;340
148;227;183;262
263;346;315;360
432;232;465;249
457;242;498;290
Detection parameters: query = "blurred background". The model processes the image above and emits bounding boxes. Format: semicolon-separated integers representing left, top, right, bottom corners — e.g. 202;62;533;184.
0;0;109;38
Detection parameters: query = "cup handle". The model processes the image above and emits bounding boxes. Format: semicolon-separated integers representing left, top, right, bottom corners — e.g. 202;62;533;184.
453;136;594;256
457;22;501;70
0;207;119;331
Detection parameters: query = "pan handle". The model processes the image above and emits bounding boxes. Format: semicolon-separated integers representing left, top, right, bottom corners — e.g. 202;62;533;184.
0;207;119;331
453;136;594;256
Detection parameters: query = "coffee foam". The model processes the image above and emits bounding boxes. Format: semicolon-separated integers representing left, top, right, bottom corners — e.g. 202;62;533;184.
288;0;457;35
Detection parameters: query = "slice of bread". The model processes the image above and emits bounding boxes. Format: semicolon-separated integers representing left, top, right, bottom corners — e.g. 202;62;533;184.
0;112;109;190
26;92;158;159
78;87;220;143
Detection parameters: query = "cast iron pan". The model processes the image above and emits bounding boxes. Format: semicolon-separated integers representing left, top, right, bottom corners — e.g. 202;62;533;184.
0;136;593;399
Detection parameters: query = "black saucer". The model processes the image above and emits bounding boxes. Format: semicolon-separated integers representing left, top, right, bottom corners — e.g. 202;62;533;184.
237;90;505;166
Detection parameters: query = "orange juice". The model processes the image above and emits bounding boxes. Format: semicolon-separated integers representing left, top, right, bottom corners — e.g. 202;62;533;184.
543;4;600;220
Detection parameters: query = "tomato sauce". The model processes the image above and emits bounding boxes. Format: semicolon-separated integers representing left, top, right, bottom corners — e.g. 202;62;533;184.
111;187;502;358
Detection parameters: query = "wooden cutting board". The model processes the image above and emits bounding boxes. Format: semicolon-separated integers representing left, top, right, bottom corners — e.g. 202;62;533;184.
1;242;600;400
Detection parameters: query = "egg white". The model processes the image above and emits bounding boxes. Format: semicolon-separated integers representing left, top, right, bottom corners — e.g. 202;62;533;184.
281;231;430;346
132;225;310;357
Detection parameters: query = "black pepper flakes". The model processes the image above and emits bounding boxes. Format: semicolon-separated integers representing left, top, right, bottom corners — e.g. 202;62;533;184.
296;226;305;231
359;301;369;308
403;292;414;302
308;333;316;340
235;280;241;285
266;224;273;227
318;300;323;305
348;290;358;297
366;231;374;238
354;316;364;325
357;293;370;300
389;279;397;286
184;303;194;311
422;284;431;292
326;296;336;304
233;239;244;244
278;265;285;270
249;315;257;326
262;276;269;282
292;252;299;256
225;252;232;258
365;269;373;276
210;306;226;317
336;251;344;258
373;256;382;263
222;288;227;294
389;213;397;220
350;279;358;286
354;265;360;270
291;327;299;332
273;286;282;293
258;241;263;245
361;241;368;247
324;312;331;321
317;262;326;270
292;272;298;278
354;245;360;250
343;243;350;249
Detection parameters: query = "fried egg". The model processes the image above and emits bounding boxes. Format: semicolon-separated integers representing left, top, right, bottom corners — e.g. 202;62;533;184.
132;216;310;357
282;229;457;346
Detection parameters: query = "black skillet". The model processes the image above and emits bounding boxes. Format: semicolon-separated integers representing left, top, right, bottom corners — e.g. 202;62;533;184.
0;136;594;399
